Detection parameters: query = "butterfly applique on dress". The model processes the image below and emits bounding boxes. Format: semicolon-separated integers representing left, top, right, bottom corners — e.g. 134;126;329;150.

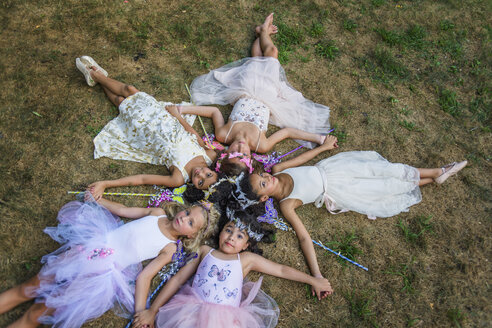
208;264;231;281
223;287;238;299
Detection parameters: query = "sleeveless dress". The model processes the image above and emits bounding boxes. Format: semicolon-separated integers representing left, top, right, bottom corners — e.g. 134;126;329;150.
155;249;279;328
93;92;212;182
279;151;422;219
32;200;175;328
190;57;330;148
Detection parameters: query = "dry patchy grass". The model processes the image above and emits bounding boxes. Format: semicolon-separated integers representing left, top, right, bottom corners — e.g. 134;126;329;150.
0;0;491;327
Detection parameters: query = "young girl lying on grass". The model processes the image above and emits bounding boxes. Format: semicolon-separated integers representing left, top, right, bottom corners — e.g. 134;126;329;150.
75;56;240;199
0;193;218;328
244;135;466;298
132;207;333;328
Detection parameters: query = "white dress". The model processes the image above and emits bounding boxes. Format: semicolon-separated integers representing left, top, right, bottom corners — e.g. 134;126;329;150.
190;57;331;148
280;151;422;219
33;200;176;328
93;92;212;182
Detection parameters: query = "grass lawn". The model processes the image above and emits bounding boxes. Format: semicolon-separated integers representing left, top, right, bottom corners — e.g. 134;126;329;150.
0;0;490;327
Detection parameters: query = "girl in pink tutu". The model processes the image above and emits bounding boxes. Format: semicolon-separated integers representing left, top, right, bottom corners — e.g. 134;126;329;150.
176;13;331;172
132;207;333;328
0;194;219;328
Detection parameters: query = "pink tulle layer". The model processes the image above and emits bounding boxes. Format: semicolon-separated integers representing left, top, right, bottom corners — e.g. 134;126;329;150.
156;278;279;328
31;201;141;328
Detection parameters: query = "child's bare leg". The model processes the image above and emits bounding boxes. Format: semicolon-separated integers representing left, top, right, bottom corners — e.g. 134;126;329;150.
262;127;326;152
251;38;263;57
417;168;443;186
0;276;40;314
90;68;139;107
258;13;278;59
7;302;48;328
252;23;277;57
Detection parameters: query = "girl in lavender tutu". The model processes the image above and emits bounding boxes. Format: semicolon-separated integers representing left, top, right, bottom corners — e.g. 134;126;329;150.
0;194;218;328
132;207;333;328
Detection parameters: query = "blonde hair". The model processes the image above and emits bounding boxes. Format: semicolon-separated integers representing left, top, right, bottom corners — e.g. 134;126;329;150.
159;201;219;253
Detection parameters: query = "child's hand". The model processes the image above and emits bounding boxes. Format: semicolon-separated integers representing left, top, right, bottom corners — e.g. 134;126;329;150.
87;181;106;201
311;274;333;300
133;309;157;328
165;105;181;117
322;135;338;150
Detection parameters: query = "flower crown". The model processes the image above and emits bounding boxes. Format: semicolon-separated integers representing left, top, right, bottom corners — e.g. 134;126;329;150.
215;152;254;174
231;172;259;208
226;207;264;241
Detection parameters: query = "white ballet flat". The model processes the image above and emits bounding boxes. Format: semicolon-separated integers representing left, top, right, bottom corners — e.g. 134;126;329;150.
76;56;108;87
435;160;467;184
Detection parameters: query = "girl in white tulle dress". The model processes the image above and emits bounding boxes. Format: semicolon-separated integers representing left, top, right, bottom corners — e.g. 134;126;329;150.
75;56;223;201
132;209;333;328
178;13;330;172
0;195;218;328
244;136;467;297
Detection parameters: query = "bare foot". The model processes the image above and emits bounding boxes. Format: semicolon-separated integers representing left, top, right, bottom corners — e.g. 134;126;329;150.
258;13;274;35
255;24;278;36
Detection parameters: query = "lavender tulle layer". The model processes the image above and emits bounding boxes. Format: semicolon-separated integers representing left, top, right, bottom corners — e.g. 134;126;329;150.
190;57;330;148
155;277;279;328
30;201;141;328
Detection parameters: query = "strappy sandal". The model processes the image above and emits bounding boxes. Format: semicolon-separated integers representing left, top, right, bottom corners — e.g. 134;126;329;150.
434;160;467;184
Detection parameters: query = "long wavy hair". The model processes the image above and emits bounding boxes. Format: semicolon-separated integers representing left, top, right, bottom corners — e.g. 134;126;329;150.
159;201;220;253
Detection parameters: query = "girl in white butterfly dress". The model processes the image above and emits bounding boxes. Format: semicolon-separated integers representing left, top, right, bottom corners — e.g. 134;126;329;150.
132;210;333;328
75;56;220;200
0;194;218;328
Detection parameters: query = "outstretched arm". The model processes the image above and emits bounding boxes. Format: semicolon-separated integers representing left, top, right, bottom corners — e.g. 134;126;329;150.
134;243;177;314
132;246;209;328
243;252;333;301
279;200;331;299
88;172;185;201
96;197;164;219
176;105;227;141
271;135;338;174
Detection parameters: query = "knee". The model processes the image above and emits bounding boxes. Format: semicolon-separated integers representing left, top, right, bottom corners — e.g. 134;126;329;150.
265;45;278;59
124;85;139;97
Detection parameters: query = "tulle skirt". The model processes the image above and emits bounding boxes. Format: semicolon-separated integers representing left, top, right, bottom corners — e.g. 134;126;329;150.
155;277;279;328
31;201;141;328
191;57;331;148
315;151;422;219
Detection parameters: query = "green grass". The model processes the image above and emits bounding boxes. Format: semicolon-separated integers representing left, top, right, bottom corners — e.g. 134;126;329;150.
362;47;409;83
343;19;358;32
344;289;377;326
276;20;305;64
385;261;417;294
309;21;324;38
447;308;466;327
314;39;339;60
375;25;427;50
326;231;362;265
438;89;462;117
396;215;433;246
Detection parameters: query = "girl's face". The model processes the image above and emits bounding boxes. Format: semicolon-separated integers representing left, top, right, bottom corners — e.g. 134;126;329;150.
219;222;250;254
249;172;277;202
172;206;206;238
227;140;251;157
191;166;218;189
